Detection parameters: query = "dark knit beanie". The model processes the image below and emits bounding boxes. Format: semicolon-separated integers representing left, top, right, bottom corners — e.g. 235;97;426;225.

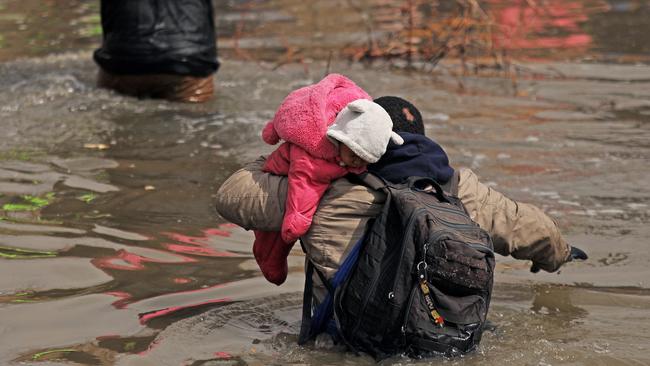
373;96;425;136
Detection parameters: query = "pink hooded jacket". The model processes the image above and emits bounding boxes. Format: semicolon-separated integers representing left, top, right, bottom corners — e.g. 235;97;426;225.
253;74;371;285
262;73;372;159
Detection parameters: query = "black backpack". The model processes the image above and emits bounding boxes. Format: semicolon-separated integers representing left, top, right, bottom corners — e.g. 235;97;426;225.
298;173;495;360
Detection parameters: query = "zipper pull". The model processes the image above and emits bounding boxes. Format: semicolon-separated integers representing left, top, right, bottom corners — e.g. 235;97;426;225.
422;242;429;263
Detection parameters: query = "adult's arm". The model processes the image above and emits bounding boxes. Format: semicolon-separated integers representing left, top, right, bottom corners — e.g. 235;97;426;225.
456;168;571;272
215;160;570;273
215;157;286;231
215;156;384;278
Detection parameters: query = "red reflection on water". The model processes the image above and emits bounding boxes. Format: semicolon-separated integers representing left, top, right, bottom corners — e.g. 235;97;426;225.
93;225;245;276
93;225;242;321
93;250;146;271
203;227;233;237
92;248;197;272
172;277;192;284
214;351;233;359
490;0;592;51
165;232;208;245
162;224;239;257
105;291;133;309
161;242;235;257
137;297;232;325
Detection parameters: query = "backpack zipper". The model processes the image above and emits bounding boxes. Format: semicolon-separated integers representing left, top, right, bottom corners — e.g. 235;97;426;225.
349;207;426;338
387;207;428;303
436;218;481;232
428;230;495;255
467;242;494;255
417;198;494;248
413;201;482;232
400;282;419;339
419;200;470;218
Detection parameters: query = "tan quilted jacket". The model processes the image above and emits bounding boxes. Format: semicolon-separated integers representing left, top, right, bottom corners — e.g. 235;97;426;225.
215;157;570;298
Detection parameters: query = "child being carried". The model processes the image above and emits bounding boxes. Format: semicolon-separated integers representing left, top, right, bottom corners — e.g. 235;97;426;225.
254;74;403;285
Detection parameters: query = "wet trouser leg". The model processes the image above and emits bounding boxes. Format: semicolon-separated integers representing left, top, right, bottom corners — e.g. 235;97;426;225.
97;69;215;103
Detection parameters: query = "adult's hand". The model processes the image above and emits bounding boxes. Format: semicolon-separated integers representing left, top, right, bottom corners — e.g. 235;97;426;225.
530;246;588;273
567;246;588;261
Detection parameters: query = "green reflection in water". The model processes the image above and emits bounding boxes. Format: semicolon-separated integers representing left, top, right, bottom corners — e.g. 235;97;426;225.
0;150;43;161
78;192;97;203
97;335;157;355
0;245;57;259
32;348;77;360
1;281;118;305
2;192;55;211
0;215;64;225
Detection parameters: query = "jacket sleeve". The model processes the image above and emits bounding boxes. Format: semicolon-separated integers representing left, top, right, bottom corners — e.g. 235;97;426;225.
213;141;293;232
214;157;286;231
281;144;348;243
456;168;571;272
262;142;291;175
214;155;385;301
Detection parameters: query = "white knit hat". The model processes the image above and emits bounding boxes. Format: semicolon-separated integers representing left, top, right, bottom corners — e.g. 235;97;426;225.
326;99;404;163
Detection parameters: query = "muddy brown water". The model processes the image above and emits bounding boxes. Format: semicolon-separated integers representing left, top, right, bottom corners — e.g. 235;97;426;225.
1;1;650;365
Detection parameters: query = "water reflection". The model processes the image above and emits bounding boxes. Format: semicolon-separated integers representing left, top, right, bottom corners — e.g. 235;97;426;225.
0;0;99;61
588;0;650;59
163;227;249;258
215;0;650;63
1;0;650;363
1;0;650;62
489;0;594;54
531;284;589;320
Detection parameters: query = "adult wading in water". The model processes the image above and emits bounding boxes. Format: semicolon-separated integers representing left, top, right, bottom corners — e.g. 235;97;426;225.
215;96;588;313
94;0;220;103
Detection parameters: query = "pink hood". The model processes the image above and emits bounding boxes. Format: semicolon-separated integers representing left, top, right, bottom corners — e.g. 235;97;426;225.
262;73;371;159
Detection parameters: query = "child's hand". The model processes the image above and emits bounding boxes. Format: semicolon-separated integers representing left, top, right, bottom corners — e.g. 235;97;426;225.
281;211;311;243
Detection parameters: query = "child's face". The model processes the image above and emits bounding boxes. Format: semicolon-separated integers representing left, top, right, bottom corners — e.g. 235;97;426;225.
339;144;368;169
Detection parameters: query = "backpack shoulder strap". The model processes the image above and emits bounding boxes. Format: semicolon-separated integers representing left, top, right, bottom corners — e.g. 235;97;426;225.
347;172;388;191
352;170;459;197
298;258;317;345
298;231;368;344
298;240;333;344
